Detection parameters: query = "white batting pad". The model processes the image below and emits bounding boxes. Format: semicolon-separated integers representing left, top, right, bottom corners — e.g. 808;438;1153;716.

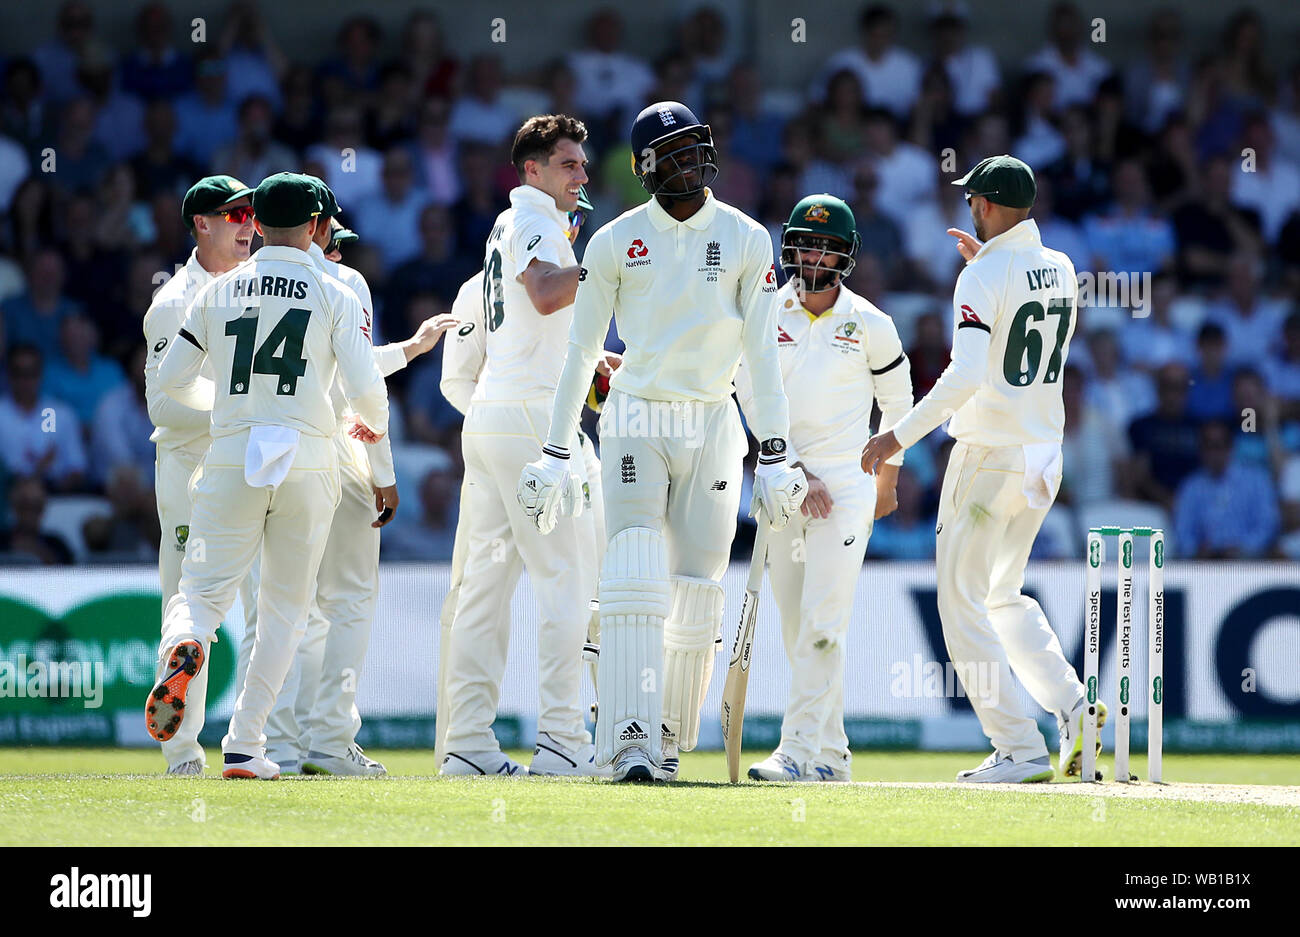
662;576;725;751
596;527;671;765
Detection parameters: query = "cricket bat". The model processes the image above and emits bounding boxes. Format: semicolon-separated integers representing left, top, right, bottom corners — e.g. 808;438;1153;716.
721;522;771;783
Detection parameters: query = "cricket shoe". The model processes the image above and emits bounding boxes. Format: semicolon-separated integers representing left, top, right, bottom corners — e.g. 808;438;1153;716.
530;733;612;777
659;735;679;782
611;746;659;784
145;640;204;742
165;758;204;776
955;751;1054;783
440;750;529;777
747;752;808;782
302;745;387;777
1059;697;1108;778
806;759;852;783
222;753;281;780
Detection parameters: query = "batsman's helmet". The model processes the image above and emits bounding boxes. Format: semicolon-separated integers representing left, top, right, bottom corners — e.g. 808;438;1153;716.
629;101;718;200
781;194;860;294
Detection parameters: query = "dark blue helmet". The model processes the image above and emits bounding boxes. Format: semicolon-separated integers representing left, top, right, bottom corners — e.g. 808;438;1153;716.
629;101;718;200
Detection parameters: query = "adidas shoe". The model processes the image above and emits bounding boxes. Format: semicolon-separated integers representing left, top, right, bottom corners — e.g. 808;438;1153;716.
145;640;204;742
222;752;280;780
747;752;808;782
302;745;387;777
440;750;529;777
611;746;658;784
659;736;679;782
1059;697;1108;778
165;758;204;776
530;733;611;777
955;750;1054;783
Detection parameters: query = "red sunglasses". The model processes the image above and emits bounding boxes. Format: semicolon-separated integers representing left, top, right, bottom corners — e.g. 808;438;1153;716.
209;205;255;224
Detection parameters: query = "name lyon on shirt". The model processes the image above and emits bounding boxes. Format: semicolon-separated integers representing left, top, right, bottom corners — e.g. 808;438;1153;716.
1026;267;1061;291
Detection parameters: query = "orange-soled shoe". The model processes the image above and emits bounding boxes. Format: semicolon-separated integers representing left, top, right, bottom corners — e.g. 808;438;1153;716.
222;753;281;780
145;640;204;742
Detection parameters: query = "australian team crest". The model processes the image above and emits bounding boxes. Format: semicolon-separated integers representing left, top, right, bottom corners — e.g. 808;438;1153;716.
175;525;189;551
804;203;832;224
832;320;861;349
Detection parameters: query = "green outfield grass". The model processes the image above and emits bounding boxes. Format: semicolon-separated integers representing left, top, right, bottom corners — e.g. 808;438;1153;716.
1;749;1296;846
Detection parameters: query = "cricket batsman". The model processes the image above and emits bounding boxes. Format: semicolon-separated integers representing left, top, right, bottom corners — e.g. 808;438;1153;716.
737;194;913;783
518;101;805;783
861;156;1102;782
143;174;255;775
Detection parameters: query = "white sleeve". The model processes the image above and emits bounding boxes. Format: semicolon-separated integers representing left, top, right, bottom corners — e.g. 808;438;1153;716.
545;227;614;451
737;229;788;442
510;211;569;274
372;343;408;377
441;274;487;415
331;285;389;436
144;298;215;419
867;315;913;466
158;299;213;410
889;266;993;449
366;435;396;488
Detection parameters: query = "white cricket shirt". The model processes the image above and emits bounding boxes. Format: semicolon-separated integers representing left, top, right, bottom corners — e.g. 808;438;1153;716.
738;281;912;465
891;219;1078;449
143;248;218;452
159;245;388;441
546;189;787;448
475;185;577;402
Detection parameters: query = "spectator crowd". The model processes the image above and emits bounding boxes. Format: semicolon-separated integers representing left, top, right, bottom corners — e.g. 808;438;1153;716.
1;0;1299;564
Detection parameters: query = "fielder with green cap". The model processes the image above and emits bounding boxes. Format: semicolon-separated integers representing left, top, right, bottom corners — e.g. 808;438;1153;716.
142;172;255;776
146;170;393;781
736;194;914;782
862;154;1099;783
234;173;458;777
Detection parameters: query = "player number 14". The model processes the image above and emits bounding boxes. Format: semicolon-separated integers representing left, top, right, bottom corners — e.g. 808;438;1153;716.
225;306;312;396
1002;297;1072;386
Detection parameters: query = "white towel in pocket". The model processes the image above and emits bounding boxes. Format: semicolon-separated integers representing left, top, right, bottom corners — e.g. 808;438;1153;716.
1021;442;1062;510
244;425;301;489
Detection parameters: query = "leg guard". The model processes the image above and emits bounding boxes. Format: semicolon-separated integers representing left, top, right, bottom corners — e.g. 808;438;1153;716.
596;528;670;765
662;576;725;752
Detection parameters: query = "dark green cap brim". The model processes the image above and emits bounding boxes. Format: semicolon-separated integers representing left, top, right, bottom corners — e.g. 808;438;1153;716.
182;174;255;229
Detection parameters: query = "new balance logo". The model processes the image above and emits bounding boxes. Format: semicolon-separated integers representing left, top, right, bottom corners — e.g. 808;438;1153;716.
710;480;727;491
815;765;834;780
619;721;649;741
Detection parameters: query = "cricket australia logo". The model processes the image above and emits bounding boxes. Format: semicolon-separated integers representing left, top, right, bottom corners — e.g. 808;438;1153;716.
621;454;636;484
832;320;861;350
804;203;831;224
175;525;189;552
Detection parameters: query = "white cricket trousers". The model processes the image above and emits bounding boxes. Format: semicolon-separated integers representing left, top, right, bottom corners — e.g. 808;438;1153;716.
434;435;602;764
158;430;340;759
154;441;209;768
442;399;598;754
767;457;876;768
935;440;1084;761
236;433;379;763
595;391;746;762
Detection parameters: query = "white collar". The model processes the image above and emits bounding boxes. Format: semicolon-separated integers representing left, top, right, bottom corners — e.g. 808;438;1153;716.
972;219;1042;261
509;184;569;229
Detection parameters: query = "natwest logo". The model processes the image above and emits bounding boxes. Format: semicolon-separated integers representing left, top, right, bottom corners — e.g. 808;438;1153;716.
765;264;776;284
625;238;651;268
